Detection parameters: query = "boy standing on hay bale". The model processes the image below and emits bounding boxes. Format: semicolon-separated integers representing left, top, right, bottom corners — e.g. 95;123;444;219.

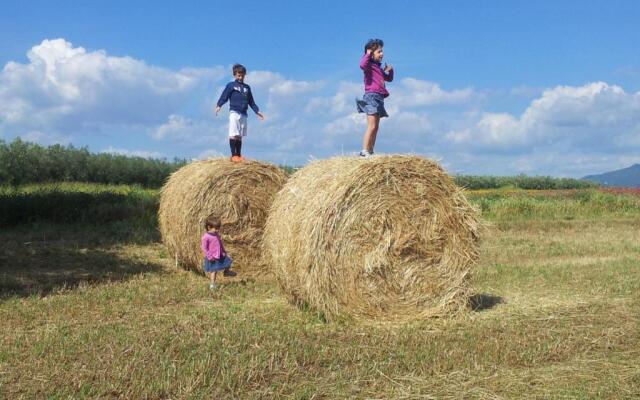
201;214;236;290
215;63;264;162
356;38;393;157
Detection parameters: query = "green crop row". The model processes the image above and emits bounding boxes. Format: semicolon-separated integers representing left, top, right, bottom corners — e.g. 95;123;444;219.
0;182;158;227
453;174;598;190
467;188;640;220
2;183;638;229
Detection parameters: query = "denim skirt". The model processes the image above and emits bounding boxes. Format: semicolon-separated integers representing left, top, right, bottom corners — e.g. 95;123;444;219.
203;255;233;272
356;92;389;118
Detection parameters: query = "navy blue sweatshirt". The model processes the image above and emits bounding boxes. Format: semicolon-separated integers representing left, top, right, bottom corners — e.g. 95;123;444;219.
216;80;260;116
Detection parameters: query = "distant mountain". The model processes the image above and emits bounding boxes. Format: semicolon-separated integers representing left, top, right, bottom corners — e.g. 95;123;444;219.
583;164;640;188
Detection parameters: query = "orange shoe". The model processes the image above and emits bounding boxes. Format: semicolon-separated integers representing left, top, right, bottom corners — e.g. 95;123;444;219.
231;155;240;162
237;156;245;161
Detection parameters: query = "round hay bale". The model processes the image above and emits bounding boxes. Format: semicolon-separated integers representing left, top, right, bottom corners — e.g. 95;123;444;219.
263;155;480;321
159;158;288;274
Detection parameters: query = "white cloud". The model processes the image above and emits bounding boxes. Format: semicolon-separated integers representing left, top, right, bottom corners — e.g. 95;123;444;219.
196;149;225;160
310;82;362;115
448;82;640;153
246;71;324;121
446;112;525;148
152;114;217;141
0;38;225;137
269;79;323;96
20;130;72;146
521;82;640;144
392;78;476;107
383;110;433;135
239;71;322;98
101;146;165;159
323;112;366;136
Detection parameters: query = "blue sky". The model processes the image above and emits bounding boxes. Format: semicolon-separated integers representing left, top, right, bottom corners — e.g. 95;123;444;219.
1;0;639;176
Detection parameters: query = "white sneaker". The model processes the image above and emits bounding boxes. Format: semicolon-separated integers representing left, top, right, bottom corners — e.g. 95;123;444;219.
359;150;372;157
209;283;217;290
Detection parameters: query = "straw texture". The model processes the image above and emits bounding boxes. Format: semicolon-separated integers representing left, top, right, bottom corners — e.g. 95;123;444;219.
159;158;288;274
263;155;480;321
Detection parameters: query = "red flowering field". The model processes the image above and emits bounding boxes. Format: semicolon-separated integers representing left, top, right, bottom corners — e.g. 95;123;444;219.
598;187;640;196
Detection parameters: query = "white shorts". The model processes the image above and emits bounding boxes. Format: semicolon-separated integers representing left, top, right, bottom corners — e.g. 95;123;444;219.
228;112;247;138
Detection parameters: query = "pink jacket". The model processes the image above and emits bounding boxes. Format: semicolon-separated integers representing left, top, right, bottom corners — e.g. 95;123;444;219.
360;52;394;97
201;231;226;261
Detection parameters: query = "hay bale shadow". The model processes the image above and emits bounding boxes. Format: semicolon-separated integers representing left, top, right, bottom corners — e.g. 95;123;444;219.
468;293;504;311
0;224;164;300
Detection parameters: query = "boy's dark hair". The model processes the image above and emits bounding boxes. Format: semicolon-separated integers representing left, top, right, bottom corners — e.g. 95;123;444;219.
232;63;246;75
364;38;384;53
204;214;221;230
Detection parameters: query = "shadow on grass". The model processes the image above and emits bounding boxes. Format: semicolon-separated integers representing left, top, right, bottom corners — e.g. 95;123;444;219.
0;223;164;300
468;293;504;311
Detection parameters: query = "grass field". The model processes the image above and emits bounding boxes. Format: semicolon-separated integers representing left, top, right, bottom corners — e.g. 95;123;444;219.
1;186;639;399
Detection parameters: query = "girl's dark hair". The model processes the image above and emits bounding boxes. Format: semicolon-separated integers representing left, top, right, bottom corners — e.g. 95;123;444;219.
205;214;221;230
364;38;384;53
232;63;247;75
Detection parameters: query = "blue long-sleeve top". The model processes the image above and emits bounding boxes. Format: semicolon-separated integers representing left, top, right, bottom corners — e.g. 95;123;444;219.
216;80;260;116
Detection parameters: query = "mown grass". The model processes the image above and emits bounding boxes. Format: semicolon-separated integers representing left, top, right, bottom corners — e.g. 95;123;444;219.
1;186;639;399
468;187;640;220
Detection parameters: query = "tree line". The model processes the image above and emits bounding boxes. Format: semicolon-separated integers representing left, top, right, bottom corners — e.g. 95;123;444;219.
0;138;186;187
0;138;598;189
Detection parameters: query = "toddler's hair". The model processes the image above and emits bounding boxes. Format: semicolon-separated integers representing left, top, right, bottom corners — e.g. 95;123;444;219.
232;63;247;75
205;214;221;230
364;38;384;53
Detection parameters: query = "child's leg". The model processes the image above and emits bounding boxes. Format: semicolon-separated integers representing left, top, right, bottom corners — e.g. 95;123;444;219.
362;114;380;153
229;137;240;156
210;271;217;285
229;113;240;157
229;136;241;156
236;137;242;157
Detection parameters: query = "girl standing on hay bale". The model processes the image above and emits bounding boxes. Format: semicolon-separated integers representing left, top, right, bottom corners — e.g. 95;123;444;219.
356;38;394;157
201;214;236;290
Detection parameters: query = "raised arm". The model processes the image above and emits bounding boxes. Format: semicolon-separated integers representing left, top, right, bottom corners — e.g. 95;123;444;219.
359;51;372;70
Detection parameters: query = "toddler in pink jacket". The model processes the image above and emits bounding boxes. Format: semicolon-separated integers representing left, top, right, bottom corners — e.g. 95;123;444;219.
201;214;236;290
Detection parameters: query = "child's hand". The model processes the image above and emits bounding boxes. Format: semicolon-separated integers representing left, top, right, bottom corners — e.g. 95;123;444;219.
256;112;265;121
384;64;393;73
214;106;221;115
